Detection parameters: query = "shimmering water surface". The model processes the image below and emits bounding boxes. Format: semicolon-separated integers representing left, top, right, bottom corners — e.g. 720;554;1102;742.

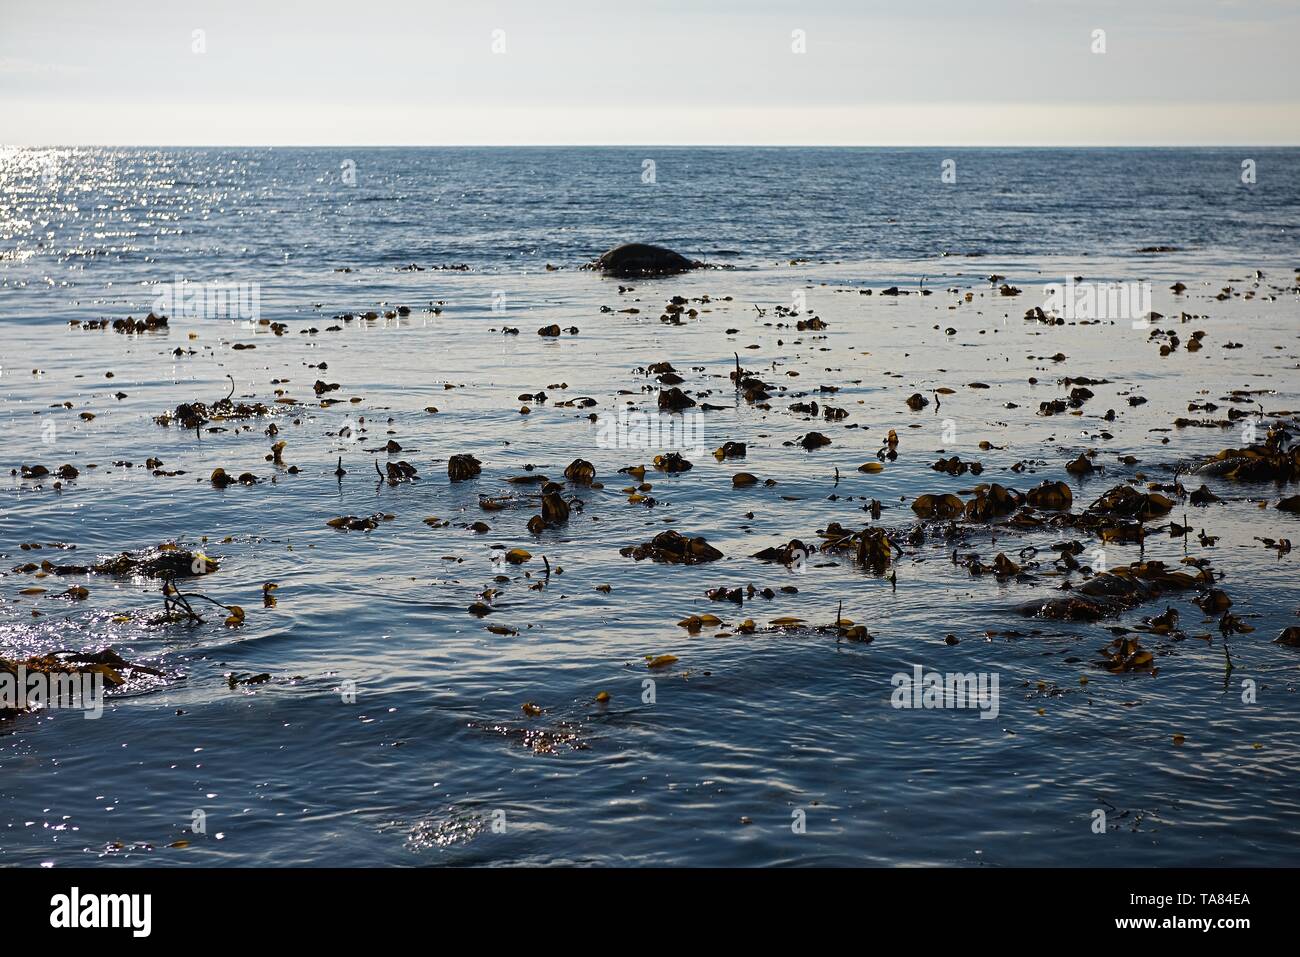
1;147;1299;867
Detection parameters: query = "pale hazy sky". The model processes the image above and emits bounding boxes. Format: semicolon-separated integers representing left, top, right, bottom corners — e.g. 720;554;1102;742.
2;0;1298;145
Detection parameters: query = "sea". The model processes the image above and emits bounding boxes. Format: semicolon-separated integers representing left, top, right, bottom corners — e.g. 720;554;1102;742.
1;146;1298;866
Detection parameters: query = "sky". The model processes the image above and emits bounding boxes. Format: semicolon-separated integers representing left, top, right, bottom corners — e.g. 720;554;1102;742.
2;0;1298;145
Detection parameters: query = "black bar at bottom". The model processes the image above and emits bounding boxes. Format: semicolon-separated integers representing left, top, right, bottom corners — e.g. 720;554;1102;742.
1;867;1277;942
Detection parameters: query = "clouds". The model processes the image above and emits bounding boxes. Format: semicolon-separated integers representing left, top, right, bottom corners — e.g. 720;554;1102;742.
1;0;1297;144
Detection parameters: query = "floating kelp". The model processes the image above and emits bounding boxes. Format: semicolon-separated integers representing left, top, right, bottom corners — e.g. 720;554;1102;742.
326;513;395;531
1096;636;1156;674
1025;481;1073;510
96;545;219;578
1085;485;1175;521
912;493;965;519
677;614;723;633
448;454;482;481
654;452;693;473
705;582;784;604
1140;605;1182;636
161;577;246;627
156;377;271;429
0;649;165;720
658;387;696;411
795;431;831;450
531;489;572;532
932;456;983;476
112;313;169;334
964;483;1024;521
1019;560;1206;621
752;539;811;566
17;544;219;579
959;551;1028;580
377;460;419;485
722;613;872;644
210;467;258;487
1192;423;1300;482
621;530;723;565
1194;589;1232;614
820;524;899;573
564;458;596;484
1066;452;1098;475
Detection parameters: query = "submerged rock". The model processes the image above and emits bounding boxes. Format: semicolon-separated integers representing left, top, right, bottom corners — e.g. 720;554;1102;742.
589;243;702;278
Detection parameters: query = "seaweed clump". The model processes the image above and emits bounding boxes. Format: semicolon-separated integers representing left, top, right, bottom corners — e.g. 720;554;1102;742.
621;530;723;565
13;544;218;579
113;313;169;334
1;649;164;720
1193;423;1300;482
1018;560;1206;621
820;523;899;573
449;454;482;481
155;376;270;430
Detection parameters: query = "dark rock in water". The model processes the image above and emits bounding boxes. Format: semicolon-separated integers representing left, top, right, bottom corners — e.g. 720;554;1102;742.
590;243;701;278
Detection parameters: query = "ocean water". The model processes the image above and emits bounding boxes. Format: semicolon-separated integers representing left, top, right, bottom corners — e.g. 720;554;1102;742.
1;147;1299;867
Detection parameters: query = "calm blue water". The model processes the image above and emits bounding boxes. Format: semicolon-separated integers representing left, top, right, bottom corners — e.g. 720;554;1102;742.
2;147;1298;302
1;148;1299;867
